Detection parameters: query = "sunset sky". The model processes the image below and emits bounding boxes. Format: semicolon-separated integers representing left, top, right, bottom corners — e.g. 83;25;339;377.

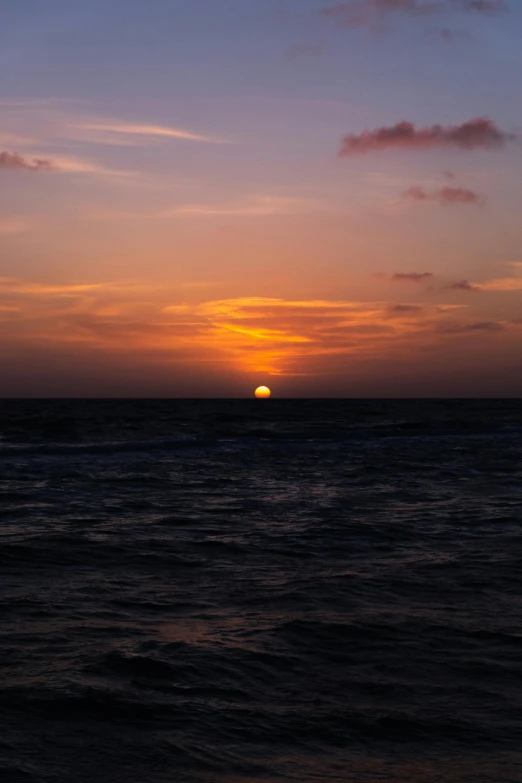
1;0;521;396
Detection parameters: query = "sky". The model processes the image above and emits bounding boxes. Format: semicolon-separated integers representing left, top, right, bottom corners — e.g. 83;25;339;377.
1;0;521;397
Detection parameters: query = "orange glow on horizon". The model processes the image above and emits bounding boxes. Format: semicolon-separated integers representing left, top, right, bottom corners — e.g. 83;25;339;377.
0;279;521;387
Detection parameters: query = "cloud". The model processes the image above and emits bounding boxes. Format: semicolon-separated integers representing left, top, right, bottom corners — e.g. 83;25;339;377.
48;154;136;180
0;146;134;181
0;150;54;171
0;278;111;297
440;263;522;292
339;117;514;156
455;0;506;14
160;296;459;374
1;280;519;381
0;103;229;171
375;272;434;282
318;0;506;29
405;185;484;204
389;304;424;312
477;262;522;291
445;280;481;290
166;195;321;217
439;320;506;333
319;1;442;29
73;121;228;145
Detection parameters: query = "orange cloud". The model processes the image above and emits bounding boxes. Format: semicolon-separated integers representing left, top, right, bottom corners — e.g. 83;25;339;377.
476;262;522;291
1;277;520;386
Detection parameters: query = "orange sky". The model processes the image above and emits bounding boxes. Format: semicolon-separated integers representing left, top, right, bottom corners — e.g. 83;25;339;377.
1;1;521;395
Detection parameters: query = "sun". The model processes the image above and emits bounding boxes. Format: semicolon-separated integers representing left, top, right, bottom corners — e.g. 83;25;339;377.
255;386;271;399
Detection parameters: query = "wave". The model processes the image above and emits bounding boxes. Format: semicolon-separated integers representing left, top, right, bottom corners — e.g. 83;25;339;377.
2;424;521;458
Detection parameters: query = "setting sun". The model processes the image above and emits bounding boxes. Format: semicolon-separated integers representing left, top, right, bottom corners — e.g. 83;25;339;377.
255;386;271;399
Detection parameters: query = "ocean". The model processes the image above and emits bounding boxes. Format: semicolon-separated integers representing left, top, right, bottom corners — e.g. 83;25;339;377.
1;399;521;783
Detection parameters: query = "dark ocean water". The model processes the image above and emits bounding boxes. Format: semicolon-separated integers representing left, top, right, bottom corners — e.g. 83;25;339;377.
1;399;521;783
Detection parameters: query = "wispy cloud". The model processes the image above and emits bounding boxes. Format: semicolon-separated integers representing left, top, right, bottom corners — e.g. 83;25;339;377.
1;281;518;378
377;266;522;292
0;149;135;181
438;319;506;333
72;121;229;145
405;185;485;204
319;1;441;29
166;195;321;217
0;278;110;296
477;262;522;291
455;0;506;14
159;296;480;374
445;280;481;290
0;103;230;168
440;263;522;292
318;0;507;29
50;154;136;180
340;117;514;155
375;272;434;282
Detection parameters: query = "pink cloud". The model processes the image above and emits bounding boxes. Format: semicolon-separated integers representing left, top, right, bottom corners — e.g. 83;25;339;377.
0;151;55;171
405;185;485;204
339;117;514;156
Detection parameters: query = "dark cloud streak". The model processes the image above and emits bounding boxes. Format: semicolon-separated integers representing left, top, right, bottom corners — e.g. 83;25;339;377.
0;151;55;172
319;1;440;29
318;0;507;29
405;185;485;204
445;280;481;290
439;320;505;333
375;272;434;282
455;0;506;15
